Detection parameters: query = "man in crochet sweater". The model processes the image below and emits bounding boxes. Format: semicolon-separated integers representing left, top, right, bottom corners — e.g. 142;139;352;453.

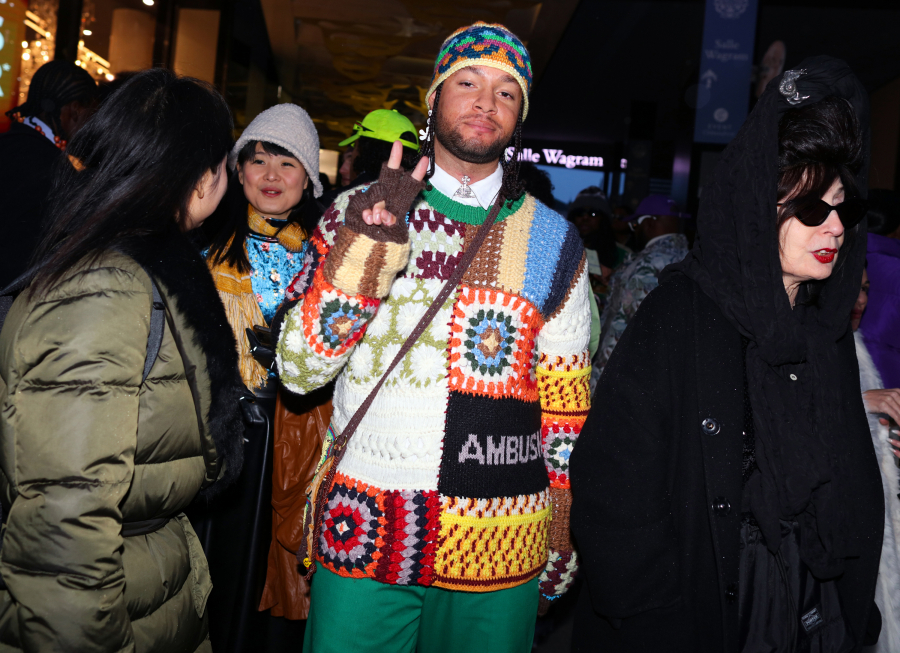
277;22;591;653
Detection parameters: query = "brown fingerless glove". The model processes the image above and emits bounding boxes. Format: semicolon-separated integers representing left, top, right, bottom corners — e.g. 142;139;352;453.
323;163;425;298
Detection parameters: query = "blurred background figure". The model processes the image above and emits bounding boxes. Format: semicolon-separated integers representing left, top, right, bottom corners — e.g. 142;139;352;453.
610;204;636;254
318;172;333;197
0;60;97;288
568;186;624;306
519;160;556;208
853;266;900;653
318;108;420;234
858;188;900;389
566;186;619;371
338;144;357;188
592;194;690;384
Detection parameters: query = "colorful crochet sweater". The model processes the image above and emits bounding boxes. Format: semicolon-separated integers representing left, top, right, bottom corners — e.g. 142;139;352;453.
277;183;591;598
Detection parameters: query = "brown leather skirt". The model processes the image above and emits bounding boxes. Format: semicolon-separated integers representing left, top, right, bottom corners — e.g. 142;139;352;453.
259;387;332;620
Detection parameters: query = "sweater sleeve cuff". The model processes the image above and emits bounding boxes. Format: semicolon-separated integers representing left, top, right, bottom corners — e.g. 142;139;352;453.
539;486;578;597
539;548;578;598
321;181;415;298
322;227;410;298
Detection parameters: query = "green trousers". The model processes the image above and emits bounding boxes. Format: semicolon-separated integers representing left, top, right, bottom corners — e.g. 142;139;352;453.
302;570;539;653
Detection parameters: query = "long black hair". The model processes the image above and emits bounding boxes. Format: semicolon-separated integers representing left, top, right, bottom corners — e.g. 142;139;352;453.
31;68;234;295
206;140;313;274
418;82;526;203
776;96;864;228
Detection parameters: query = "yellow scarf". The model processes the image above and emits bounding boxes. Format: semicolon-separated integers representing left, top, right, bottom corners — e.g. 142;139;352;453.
207;205;307;390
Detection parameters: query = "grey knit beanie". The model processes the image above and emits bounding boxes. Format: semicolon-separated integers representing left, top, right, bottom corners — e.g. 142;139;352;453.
231;103;323;198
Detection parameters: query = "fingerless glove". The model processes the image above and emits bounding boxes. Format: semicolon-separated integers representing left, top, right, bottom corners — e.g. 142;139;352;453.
323;163;425;298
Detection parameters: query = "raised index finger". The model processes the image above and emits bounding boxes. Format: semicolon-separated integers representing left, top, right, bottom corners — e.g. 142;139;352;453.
387;140;403;170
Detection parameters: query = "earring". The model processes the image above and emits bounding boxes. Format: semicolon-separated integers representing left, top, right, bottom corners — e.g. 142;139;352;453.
420;108;432;142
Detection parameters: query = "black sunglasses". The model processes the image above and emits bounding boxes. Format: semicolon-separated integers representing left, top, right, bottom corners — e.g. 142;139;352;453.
777;196;868;229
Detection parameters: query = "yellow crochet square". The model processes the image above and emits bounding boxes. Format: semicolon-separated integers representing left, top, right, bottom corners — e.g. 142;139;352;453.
537;364;591;418
433;495;550;592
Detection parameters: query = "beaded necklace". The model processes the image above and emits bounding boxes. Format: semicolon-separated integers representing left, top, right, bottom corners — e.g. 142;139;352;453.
14;114;66;150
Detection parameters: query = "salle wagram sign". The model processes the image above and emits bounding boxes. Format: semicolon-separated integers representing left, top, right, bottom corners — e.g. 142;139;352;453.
507;140;623;171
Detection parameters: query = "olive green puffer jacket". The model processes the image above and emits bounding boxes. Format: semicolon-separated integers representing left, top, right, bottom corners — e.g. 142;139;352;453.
0;237;245;653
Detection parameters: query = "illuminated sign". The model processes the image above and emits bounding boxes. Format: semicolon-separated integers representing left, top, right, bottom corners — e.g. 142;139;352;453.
510;140;624;171
0;0;25;132
511;147;604;169
694;0;758;143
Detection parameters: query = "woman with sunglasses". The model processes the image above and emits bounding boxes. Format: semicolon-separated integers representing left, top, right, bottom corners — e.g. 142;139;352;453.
570;57;883;653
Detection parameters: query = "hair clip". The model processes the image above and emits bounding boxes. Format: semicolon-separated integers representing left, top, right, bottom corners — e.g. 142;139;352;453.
67;154;85;171
779;69;810;106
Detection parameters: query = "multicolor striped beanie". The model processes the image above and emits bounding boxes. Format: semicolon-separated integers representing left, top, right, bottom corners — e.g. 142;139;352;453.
427;22;533;119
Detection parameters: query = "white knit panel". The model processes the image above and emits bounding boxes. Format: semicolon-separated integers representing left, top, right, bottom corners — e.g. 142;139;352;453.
332;379;448;491
536;265;592;358
331;277;454;492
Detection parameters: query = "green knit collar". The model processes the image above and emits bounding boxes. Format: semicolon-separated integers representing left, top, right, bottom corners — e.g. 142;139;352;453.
420;185;526;225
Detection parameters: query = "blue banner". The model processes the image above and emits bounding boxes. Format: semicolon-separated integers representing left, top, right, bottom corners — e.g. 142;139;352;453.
693;0;759;144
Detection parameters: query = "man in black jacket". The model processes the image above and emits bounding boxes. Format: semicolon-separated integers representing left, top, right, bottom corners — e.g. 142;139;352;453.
0;61;97;287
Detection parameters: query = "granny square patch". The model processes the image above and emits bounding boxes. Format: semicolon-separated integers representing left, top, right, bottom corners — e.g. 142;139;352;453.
447;286;542;400
319;297;368;348
544;433;576;487
463;308;517;377
408;206;465;282
319;474;385;577
299;266;376;359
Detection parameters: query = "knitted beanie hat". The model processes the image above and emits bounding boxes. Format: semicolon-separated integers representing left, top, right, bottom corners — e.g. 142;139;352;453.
427;22;533;119
231;103;323;197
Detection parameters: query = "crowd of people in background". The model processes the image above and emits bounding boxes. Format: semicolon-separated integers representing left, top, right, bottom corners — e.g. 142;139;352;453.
0;18;898;653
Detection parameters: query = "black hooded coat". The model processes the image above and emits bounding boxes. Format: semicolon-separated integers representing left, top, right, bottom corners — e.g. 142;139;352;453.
569;57;883;653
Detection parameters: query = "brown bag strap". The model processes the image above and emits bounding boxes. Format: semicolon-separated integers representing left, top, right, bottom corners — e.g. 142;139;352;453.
331;193;506;461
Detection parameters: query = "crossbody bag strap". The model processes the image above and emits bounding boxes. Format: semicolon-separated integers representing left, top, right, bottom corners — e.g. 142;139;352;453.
141;270;166;384
332;194;507;460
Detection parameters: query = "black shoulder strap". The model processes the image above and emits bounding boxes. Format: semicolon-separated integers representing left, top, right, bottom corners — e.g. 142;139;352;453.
142;270;165;384
0;263;165;385
0;266;40;327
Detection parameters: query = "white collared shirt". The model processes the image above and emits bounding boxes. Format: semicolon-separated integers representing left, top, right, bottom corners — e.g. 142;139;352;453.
21;116;57;145
429;163;503;210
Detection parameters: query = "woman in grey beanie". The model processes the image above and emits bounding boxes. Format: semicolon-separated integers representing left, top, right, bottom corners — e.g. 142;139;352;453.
195;103;324;652
207;102;322;390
